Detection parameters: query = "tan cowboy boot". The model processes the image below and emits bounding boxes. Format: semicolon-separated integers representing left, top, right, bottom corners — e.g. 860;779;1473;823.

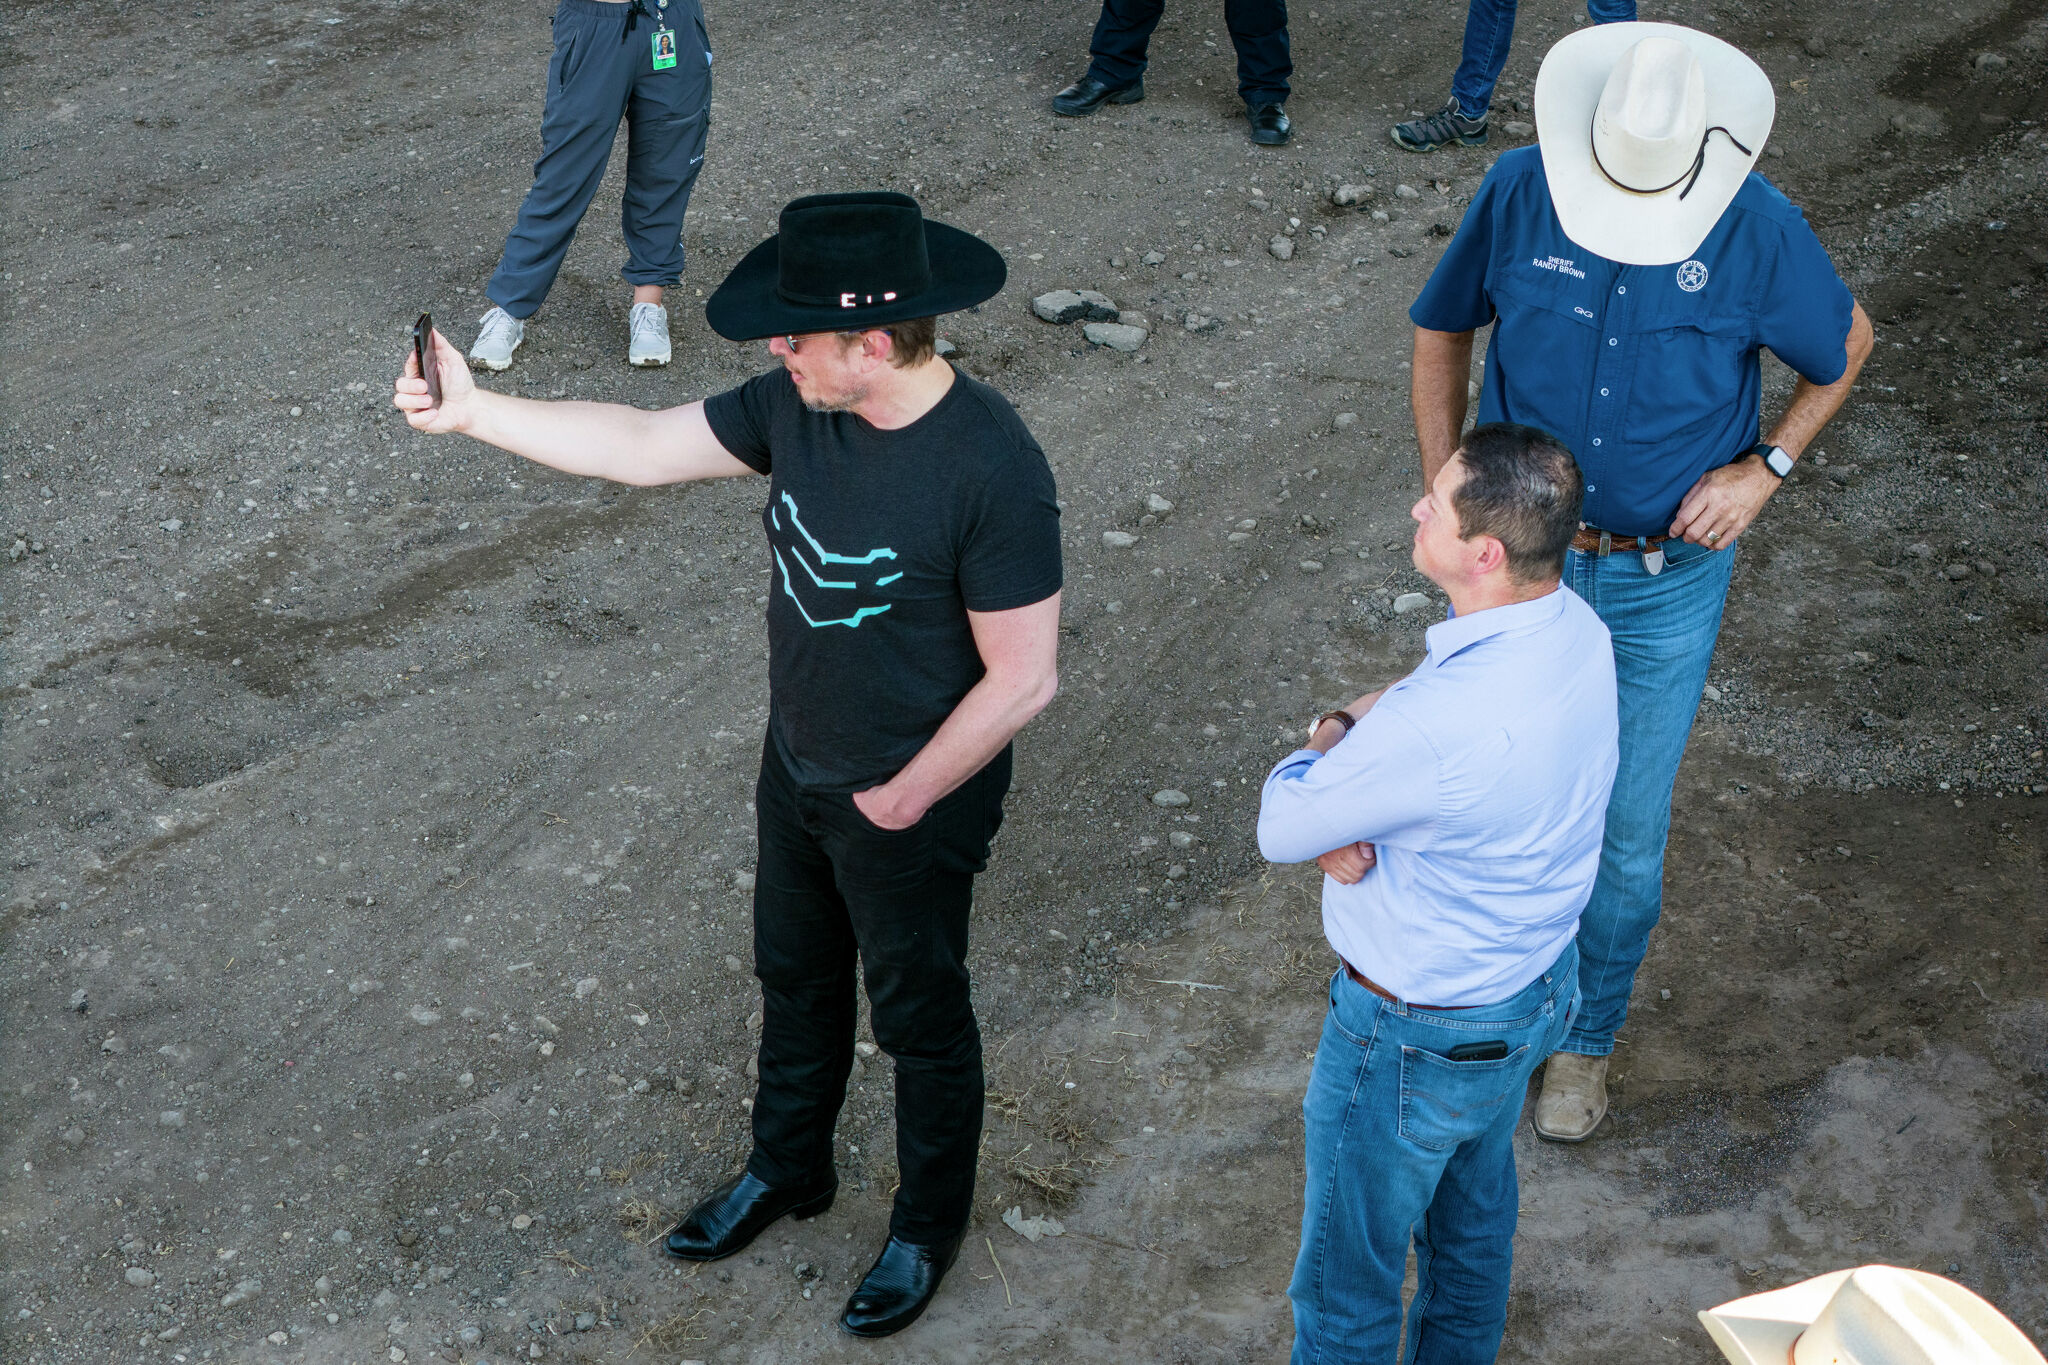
1533;1052;1609;1142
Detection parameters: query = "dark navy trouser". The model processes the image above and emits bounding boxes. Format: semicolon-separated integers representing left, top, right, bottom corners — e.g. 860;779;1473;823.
1085;0;1292;104
486;0;712;319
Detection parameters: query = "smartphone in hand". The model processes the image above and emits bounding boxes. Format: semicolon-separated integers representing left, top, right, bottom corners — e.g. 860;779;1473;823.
412;313;442;408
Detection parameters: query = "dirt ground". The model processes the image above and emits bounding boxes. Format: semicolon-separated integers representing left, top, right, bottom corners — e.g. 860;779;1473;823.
3;0;2044;1361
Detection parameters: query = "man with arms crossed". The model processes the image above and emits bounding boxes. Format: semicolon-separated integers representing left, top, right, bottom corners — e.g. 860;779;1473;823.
1409;23;1874;1140
396;192;1062;1338
1259;424;1618;1364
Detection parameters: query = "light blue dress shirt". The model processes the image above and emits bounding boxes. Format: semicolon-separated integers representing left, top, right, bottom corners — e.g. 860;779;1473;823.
1257;586;1619;1006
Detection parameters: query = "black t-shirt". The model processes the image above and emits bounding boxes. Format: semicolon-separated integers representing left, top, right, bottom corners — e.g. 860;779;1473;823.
703;365;1062;790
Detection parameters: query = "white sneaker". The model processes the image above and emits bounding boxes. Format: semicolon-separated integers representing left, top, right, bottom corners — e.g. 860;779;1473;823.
468;306;524;372
629;302;672;367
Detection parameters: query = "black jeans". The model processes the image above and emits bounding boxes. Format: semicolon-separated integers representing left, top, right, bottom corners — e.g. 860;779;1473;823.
745;735;1010;1245
1085;0;1292;104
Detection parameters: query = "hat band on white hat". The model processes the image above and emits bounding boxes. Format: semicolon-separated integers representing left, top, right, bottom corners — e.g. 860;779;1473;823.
1591;121;1752;200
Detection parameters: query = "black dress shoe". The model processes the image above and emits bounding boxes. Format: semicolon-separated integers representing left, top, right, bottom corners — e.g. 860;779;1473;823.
1247;101;1292;146
839;1234;962;1338
661;1170;835;1262
1052;74;1145;117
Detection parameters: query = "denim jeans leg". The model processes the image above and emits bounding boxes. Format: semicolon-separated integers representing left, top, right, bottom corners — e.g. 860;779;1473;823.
1448;0;1518;120
1293;952;1573;1365
1586;0;1638;21
1563;542;1735;1056
1290;980;1410;1365
1404;1125;1518;1365
1403;954;1573;1365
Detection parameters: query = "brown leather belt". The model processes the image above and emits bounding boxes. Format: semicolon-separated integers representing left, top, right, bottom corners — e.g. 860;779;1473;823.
1570;525;1668;557
1342;958;1477;1011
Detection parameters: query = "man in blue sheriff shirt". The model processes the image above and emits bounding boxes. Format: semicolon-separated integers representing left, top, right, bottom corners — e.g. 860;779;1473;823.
1409;24;1874;1142
1259;423;1618;1363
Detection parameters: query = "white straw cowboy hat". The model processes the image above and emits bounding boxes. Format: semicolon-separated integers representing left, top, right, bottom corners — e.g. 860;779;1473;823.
1534;21;1774;266
1700;1265;2047;1365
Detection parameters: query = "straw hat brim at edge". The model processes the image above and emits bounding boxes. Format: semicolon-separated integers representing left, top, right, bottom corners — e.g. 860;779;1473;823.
704;221;1006;342
1698;1267;2048;1365
1534;21;1775;266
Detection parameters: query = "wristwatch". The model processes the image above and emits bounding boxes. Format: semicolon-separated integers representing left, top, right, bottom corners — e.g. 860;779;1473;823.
1747;441;1795;480
1310;709;1357;743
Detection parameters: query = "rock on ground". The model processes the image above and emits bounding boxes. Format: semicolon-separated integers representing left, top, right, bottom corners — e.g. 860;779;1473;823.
1082;322;1148;352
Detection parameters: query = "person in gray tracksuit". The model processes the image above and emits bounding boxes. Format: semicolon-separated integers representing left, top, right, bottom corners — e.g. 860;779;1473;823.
471;0;713;371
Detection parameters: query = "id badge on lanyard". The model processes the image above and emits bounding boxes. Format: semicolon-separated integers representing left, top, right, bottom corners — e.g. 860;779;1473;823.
651;2;676;71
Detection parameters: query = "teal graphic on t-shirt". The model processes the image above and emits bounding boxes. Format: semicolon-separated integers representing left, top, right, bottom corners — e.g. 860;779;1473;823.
770;492;900;628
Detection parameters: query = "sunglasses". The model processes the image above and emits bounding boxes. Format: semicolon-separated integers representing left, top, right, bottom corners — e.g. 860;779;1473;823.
782;328;894;354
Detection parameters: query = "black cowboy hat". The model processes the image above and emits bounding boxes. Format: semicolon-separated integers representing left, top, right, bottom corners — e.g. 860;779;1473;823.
704;191;1006;342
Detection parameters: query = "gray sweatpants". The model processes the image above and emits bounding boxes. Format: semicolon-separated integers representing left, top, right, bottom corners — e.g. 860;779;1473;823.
486;0;712;319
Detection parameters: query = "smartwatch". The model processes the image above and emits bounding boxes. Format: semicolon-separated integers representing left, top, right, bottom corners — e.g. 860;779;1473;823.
1747;442;1795;480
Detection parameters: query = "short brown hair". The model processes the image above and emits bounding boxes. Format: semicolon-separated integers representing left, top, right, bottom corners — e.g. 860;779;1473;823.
1451;423;1585;583
837;315;938;368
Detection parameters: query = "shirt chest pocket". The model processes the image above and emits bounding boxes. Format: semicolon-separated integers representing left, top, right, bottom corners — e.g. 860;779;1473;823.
1488;275;1598;431
1621;310;1753;447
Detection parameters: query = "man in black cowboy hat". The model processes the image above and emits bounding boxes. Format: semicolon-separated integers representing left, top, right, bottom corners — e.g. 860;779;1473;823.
395;192;1063;1337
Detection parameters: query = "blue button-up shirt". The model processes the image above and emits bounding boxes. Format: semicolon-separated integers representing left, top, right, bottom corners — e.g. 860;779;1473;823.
1257;587;1618;1006
1411;147;1855;537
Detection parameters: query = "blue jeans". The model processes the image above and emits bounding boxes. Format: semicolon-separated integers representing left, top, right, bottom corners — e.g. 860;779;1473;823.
1450;0;1634;120
1290;943;1578;1365
1561;537;1735;1055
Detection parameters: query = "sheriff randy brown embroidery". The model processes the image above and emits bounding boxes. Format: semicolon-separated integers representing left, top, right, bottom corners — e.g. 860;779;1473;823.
769;491;902;628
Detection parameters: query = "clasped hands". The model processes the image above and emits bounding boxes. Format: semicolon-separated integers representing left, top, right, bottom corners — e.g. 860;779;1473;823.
1317;840;1377;885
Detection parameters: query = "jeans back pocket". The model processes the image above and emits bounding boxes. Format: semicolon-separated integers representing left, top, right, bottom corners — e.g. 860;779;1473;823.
1396;1044;1532;1151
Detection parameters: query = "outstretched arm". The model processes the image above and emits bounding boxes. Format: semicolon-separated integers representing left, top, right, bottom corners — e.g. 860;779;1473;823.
393;327;757;486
